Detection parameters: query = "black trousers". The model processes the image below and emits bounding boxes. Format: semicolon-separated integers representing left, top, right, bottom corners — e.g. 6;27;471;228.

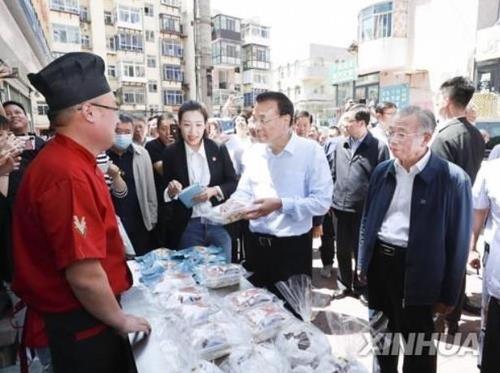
446;274;466;323
368;242;437;373
246;231;312;297
44;308;137;373
481;297;500;373
333;209;363;291
319;210;336;266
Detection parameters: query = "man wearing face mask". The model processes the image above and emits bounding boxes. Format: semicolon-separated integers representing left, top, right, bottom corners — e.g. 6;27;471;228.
107;114;157;256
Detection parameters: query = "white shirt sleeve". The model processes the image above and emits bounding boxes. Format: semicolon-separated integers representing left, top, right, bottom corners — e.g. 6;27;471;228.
280;144;333;221
472;164;490;210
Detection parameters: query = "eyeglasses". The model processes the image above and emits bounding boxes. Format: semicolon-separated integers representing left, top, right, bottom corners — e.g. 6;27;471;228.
386;130;423;141
248;115;282;126
90;103;120;111
77;103;120;112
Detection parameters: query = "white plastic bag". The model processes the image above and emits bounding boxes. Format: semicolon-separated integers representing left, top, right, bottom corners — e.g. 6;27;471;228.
241;302;292;342
220;343;289;373
225;288;277;313
200;198;253;225
195;263;246;288
275;274;313;322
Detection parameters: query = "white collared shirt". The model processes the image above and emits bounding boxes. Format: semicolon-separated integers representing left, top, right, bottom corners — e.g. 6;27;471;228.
377;149;432;247
184;141;212;218
473;158;500;299
230;132;333;237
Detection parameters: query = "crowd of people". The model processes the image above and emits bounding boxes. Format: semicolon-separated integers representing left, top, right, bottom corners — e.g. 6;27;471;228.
0;52;499;373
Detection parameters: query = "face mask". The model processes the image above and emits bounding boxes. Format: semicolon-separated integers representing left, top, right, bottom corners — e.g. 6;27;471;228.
114;134;133;150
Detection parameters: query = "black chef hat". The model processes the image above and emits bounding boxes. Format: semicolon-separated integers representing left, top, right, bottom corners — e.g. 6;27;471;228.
28;52;111;112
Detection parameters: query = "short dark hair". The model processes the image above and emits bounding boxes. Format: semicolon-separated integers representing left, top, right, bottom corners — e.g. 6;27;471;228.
440;76;475;109
178;100;208;124
3;100;26;114
295;110;313;124
349;104;371;126
255;91;294;126
119;113;134;125
375;101;397;114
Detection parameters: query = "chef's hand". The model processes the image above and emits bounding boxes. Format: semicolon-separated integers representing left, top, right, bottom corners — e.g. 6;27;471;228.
116;314;151;336
244;198;282;220
167;179;183;198
433;303;454;316
192;186;219;203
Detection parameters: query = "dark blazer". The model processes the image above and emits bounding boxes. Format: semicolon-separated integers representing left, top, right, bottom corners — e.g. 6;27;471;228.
431;117;485;184
358;153;472;307
331;131;389;213
161;139;238;248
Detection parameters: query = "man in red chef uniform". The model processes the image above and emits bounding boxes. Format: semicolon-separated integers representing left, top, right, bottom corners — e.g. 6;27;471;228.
11;52;150;372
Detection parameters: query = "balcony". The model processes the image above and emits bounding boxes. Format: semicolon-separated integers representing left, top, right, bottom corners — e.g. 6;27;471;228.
243;60;270;70
212;29;241;42
241;34;270;47
213;56;241;68
357;37;408;74
297;65;329;81
476;25;500;62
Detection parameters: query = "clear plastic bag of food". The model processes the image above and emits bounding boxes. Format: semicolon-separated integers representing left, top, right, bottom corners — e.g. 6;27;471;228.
195;263;246;288
153;271;196;293
220;343;289;373
225;288;277;313
200;198;253;225
191;361;225;373
190;312;249;361
275;320;331;371
242;302;292;342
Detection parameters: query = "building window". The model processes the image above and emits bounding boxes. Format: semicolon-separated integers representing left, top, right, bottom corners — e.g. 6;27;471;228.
81;34;91;49
148;80;158;93
108;65;116;78
117;33;144;52
162;64;183;81
104;11;114;25
160;14;181;33
144;4;154;17
52;24;80;44
123;88;145;104
163;90;183;105
147;56;156;68
213;15;240;32
212;40;241;65
37;102;49;116
358;1;393;41
160;0;180;7
145;30;155;42
107;36;116;51
117;5;141;27
50;0;79;14
121;61;145;78
161;39;183;57
79;6;90;22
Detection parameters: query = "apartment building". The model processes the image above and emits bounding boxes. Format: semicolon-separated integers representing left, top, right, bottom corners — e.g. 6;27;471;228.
274;44;350;125
33;0;191;128
210;14;271;115
0;0;52;133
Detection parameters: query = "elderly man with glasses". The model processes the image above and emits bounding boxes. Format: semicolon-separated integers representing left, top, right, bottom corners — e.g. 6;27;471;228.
358;106;472;373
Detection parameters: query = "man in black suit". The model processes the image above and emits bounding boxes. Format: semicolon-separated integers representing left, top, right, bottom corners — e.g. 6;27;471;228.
331;105;389;302
432;76;485;332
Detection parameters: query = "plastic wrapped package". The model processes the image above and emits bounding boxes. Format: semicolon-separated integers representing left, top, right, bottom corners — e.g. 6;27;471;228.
219;344;289;373
275;320;331;371
225;288;277;313
200;198;253;225
195;263;246;288
189;313;249;361
242;302;292;342
138;261;166;288
153;271;196;293
160;285;210;307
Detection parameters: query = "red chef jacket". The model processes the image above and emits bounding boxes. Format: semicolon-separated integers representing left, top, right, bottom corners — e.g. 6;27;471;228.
11;134;131;345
